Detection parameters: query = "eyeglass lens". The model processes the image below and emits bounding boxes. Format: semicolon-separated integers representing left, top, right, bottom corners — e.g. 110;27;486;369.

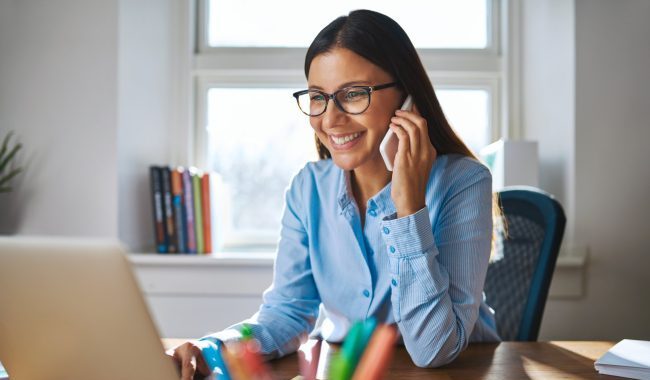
297;88;370;116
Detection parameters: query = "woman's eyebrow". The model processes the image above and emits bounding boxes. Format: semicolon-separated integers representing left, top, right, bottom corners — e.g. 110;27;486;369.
308;80;372;90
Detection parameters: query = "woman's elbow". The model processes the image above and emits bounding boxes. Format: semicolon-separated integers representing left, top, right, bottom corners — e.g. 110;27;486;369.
408;336;466;368
411;351;458;368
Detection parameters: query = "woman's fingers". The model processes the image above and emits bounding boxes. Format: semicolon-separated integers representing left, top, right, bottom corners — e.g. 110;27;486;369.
169;341;210;380
395;108;434;161
389;123;410;164
195;350;212;377
181;355;197;380
391;114;420;157
410;104;431;154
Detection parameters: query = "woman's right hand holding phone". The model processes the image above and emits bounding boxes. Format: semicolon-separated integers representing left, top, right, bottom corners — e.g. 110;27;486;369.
388;103;437;218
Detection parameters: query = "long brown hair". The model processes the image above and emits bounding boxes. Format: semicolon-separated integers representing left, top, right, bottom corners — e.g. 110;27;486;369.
304;9;475;161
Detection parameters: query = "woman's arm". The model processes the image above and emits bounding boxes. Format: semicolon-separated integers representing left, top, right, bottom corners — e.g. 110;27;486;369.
201;170;321;359
382;166;493;367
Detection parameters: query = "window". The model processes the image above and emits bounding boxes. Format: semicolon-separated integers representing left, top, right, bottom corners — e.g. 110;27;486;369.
194;0;503;250
206;1;489;48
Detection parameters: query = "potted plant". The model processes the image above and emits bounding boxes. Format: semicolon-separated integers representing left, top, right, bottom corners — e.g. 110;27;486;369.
0;131;22;193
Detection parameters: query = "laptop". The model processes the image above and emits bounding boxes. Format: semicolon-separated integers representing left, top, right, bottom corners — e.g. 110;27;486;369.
0;237;180;380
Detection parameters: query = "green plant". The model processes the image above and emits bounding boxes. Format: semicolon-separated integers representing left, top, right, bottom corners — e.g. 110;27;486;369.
0;131;22;193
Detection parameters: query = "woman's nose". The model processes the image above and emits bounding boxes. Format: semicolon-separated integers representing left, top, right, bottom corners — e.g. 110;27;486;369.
321;99;347;129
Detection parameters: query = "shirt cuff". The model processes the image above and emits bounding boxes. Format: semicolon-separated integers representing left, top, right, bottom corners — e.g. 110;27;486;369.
381;207;435;257
200;328;242;347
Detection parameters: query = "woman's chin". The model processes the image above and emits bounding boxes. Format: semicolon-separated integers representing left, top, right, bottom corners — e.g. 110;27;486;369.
331;155;362;171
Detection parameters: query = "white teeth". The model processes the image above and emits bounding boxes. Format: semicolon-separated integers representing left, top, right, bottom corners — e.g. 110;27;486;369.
332;132;361;145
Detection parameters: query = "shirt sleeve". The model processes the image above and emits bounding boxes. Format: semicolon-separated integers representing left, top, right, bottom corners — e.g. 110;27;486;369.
201;170;321;359
380;165;493;368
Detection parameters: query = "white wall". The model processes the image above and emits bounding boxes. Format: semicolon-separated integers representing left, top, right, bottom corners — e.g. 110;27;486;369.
0;0;182;250
547;0;650;340
0;0;118;238
522;0;650;340
117;0;183;252
520;0;576;244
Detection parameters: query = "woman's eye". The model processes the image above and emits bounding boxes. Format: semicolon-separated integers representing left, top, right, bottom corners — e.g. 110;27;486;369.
311;94;325;102
345;91;364;100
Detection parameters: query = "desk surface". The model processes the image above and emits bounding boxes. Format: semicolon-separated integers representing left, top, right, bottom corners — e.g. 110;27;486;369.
164;340;615;379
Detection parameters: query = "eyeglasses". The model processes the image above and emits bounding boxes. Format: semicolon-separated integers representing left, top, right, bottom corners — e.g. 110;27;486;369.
292;82;398;117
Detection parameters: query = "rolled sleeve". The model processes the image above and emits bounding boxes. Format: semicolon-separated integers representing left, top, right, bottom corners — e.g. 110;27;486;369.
381;207;435;257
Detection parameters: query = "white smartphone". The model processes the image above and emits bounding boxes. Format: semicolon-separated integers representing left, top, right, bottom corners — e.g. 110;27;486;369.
380;95;413;171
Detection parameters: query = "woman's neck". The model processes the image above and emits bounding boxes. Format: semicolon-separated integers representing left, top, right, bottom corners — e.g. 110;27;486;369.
350;158;391;210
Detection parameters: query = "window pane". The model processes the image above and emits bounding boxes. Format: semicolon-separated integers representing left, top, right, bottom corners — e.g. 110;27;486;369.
208;0;488;48
436;88;491;154
206;88;318;236
206;87;491;246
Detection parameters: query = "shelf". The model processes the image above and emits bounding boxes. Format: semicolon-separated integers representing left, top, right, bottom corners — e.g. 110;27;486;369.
129;251;586;269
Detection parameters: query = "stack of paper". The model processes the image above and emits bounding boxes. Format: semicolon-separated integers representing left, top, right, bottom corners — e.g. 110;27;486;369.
595;339;650;380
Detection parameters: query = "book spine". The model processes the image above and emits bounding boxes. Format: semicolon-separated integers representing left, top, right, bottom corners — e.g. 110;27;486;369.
149;166;167;253
161;167;177;253
192;170;204;254
183;170;196;253
201;172;212;254
171;168;187;253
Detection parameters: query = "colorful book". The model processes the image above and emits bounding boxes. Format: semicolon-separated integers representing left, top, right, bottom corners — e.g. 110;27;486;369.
192;169;204;254
201;172;212;254
149;166;167;253
171;167;187;253
161;167;177;253
182;169;196;253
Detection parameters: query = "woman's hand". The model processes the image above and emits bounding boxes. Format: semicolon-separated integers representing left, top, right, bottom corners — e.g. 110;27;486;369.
388;104;437;218
166;340;212;380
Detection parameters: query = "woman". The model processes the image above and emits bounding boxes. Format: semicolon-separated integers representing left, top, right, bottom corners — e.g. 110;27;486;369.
169;9;499;378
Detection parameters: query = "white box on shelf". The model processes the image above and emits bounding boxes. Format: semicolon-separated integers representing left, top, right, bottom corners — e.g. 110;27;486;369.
480;140;539;191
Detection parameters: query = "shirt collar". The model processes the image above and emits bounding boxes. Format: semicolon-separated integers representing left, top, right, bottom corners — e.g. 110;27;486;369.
337;168;396;217
337;169;354;214
373;181;396;217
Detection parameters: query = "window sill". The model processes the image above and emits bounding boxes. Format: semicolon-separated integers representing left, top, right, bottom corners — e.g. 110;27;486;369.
128;252;275;267
548;246;589;299
128;249;587;268
129;246;588;298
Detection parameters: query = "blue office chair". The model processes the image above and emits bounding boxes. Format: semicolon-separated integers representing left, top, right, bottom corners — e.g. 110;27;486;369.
483;186;566;341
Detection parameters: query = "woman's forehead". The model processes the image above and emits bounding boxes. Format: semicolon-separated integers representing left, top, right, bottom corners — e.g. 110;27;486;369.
307;48;390;90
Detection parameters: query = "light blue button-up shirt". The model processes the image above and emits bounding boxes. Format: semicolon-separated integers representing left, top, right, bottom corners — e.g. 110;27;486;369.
204;154;500;367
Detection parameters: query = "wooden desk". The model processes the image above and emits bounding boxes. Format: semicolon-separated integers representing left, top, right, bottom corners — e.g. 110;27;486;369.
164;340;615;379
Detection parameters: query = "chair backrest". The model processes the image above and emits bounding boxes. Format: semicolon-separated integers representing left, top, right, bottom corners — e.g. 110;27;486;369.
484;186;566;341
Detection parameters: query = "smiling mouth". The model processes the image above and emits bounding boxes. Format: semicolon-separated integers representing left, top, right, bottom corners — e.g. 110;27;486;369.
330;132;363;146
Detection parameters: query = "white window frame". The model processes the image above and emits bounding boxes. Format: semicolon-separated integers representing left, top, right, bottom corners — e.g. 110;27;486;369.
186;0;517;250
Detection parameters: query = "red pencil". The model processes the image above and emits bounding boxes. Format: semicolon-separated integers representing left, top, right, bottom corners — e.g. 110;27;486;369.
351;324;399;380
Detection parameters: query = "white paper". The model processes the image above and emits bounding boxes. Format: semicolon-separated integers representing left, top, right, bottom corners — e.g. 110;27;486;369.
595;339;650;380
596;339;650;368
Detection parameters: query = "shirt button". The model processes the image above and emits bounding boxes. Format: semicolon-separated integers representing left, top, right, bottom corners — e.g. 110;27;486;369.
368;209;377;217
389;246;396;253
391;279;398;286
362;289;370;298
383;227;390;235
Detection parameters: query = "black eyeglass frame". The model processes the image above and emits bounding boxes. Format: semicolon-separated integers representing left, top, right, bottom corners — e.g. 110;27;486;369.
292;82;398;116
